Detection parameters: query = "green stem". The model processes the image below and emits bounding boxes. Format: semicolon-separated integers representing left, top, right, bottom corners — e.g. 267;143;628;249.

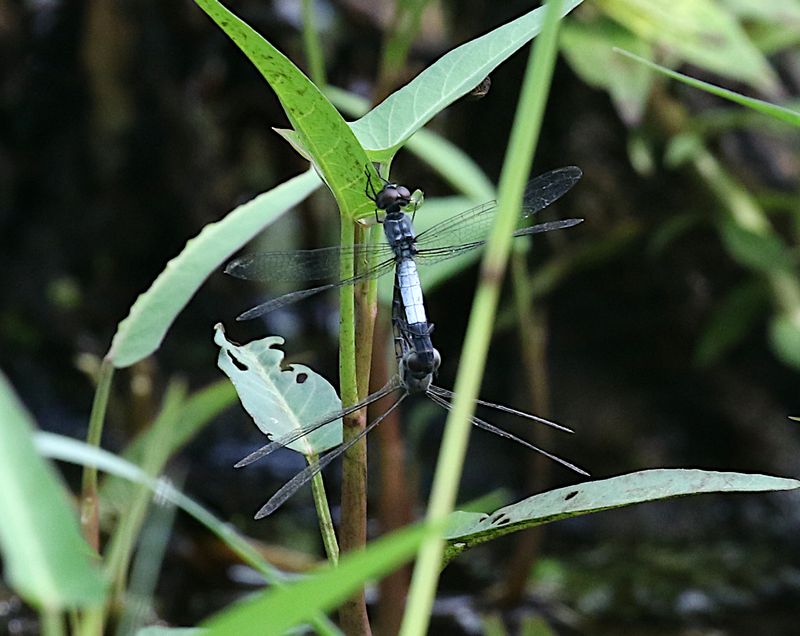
310;468;339;564
338;213;372;634
81;357;115;552
398;2;565;634
41;609;65;636
301;0;327;86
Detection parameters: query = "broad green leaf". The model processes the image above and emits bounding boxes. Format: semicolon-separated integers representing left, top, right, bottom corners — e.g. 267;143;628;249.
349;0;584;157
444;469;800;561
193;0;377;221
615;49;800;127
0;372;106;609
108;170;320;368
598;0;778;92
325;86;495;201
694;279;769;366
560;18;653;125
769;311;800;369
215;324;342;455
201;522;433;635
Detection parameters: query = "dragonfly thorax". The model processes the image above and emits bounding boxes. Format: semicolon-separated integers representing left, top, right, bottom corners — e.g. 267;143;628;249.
383;213;418;258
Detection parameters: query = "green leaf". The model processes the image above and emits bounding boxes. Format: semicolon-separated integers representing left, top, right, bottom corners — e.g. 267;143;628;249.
193;0;376;221
444;469;800;561
349;0;584;156
718;219;796;274
599;0;778;91
560;18;654;125
615;48;800;127
108;170;321;368
720;0;800;26
136;629;203;636
694;279;769;366
201;522;433;635
326;85;495;201
0;372;106;609
100;379;236;518
769;311;800;369
215;324;342;455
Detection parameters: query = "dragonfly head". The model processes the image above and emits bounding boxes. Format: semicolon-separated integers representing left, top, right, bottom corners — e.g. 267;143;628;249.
400;348;441;393
376;183;412;215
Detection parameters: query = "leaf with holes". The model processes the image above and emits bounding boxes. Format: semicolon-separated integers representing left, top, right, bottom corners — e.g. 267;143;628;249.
215;325;342;455
443;469;800;562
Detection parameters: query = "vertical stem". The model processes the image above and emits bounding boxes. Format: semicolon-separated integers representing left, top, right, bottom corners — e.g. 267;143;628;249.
81;357;115;552
399;2;565;634
41;609;65;636
301;0;327;86
310;468;339;564
338;220;374;635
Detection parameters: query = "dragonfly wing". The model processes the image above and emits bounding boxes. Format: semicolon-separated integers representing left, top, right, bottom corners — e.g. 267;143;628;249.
254;393;406;518
414;167;582;260
519;166;582;220
234;258;397;319
225;243;395;282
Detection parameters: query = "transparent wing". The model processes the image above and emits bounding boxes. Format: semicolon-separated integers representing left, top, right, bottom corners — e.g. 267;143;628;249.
225;243;396;282
426;390;588;476
233;258;397;320
414;166;582;255
234;377;402;468
414;217;583;266
254;393;407;518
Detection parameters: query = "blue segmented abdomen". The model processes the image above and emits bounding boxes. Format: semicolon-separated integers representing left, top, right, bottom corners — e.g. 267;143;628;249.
397;258;427;327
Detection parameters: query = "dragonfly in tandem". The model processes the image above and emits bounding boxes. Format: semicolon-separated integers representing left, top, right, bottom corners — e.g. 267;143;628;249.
225;166;584;321
236;260;588;519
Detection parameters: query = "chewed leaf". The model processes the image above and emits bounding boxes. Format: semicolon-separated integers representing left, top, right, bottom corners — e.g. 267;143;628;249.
443;469;800;562
215;325;342;456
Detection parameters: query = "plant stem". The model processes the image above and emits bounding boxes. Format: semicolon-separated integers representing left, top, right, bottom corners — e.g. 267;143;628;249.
338;217;372;635
301;0;327;87
81;357;115;552
310;468;339;564
399;2;565;634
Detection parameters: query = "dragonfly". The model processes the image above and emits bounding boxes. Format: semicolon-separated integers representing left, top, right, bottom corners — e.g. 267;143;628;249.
225;166;584;321
235;266;588;519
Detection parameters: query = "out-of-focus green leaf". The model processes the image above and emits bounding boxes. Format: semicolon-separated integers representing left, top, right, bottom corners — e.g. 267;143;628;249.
560;18;653;125
215;324;342;455
193;0;377;221
615;49;800;127
201;523;433;635
720;0;800;25
349;0;584;157
108;170;321;368
599;0;778;92
100;379;236;518
769;311;800;369
444;469;800;561
718;219;796;274
695;279;770;366
0;372;106;609
136;629;203;636
647;213;704;256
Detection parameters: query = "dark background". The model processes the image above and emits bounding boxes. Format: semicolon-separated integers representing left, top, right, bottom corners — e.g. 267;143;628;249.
2;1;799;634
